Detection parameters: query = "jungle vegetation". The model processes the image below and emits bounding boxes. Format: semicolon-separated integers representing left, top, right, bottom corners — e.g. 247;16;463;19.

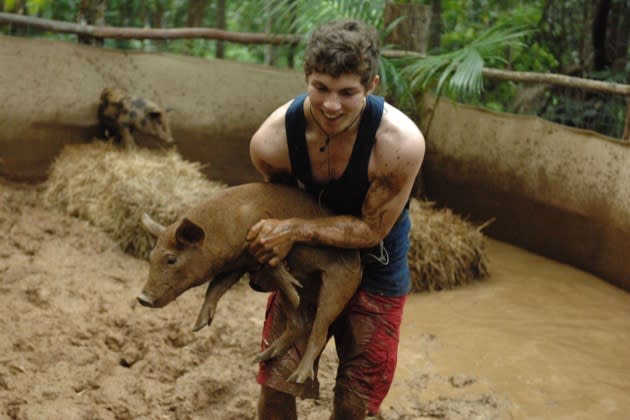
2;0;629;138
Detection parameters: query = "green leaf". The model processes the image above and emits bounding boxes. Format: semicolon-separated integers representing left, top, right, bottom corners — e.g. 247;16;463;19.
402;23;531;99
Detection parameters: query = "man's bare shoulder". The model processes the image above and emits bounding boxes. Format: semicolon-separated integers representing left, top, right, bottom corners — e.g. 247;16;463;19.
250;99;295;179
373;103;425;174
253;99;294;139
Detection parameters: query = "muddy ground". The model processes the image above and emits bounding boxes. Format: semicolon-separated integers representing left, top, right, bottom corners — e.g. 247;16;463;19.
0;181;505;419
2;179;630;420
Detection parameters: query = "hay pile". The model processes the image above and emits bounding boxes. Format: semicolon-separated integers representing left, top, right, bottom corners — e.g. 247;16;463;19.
44;142;489;291
44;142;226;258
407;198;490;292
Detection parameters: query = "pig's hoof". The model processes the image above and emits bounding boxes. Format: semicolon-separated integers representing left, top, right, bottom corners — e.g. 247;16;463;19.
137;293;155;307
192;310;214;332
193;312;214;332
192;318;208;332
253;347;275;363
285;288;300;310
287;366;314;384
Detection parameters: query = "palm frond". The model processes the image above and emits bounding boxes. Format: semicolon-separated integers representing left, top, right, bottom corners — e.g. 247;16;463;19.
402;23;531;99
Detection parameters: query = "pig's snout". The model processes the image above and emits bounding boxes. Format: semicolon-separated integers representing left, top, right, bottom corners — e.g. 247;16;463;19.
137;292;156;308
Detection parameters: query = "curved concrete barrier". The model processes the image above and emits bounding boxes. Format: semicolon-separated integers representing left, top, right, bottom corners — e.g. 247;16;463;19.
0;36;305;184
420;95;630;291
2;36;627;291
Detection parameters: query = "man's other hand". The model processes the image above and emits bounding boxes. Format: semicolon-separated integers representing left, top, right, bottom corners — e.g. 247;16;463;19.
247;219;296;266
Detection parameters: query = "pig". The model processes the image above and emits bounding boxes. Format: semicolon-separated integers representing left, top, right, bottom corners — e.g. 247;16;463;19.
97;87;174;149
137;182;362;384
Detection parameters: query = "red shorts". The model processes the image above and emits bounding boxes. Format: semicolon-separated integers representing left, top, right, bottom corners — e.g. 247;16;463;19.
256;289;407;415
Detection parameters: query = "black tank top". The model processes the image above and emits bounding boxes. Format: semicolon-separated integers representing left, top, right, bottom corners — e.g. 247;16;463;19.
285;93;385;216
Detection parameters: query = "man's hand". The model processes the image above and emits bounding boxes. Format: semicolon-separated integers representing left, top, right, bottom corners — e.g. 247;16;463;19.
247;218;297;266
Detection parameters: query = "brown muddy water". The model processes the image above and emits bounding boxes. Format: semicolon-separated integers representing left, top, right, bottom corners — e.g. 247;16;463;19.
384;238;630;419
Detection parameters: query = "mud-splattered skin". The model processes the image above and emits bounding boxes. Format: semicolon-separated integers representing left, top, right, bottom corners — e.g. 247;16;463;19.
97;87;174;149
248;73;425;267
138;183;362;384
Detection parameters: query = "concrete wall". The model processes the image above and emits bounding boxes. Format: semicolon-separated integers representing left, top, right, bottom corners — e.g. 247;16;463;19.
419;95;630;291
0;36;305;184
1;36;627;291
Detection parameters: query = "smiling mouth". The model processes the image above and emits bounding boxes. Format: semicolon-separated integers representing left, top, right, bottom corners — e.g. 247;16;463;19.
322;112;343;121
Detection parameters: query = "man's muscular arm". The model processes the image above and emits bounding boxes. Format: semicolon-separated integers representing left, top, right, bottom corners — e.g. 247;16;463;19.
249;101;293;182
247;177;396;266
248;110;425;266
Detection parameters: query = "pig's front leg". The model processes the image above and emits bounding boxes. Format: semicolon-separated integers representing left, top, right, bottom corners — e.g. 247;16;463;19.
193;271;243;332
119;127;137;150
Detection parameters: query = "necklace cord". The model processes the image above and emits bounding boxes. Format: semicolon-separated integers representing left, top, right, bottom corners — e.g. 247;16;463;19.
309;99;365;153
308;98;366;181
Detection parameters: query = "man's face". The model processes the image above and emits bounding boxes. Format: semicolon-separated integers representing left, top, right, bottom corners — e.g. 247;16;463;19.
307;72;377;133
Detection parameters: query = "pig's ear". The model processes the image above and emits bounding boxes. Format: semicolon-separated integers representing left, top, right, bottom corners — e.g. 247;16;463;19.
149;111;165;121
142;213;166;237
176;218;205;246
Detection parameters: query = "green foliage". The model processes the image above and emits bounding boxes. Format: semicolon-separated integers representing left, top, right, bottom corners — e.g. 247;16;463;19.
2;0;627;138
402;24;530;98
4;0;53;15
243;0;411;107
3;0;16;11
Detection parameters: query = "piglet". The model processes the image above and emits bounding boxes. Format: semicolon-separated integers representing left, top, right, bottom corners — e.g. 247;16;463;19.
97;87;174;149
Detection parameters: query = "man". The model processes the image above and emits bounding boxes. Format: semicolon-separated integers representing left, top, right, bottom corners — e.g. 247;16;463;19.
247;19;425;419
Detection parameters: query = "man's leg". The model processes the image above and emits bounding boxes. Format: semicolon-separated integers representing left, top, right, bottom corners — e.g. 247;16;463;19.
330;379;366;420
258;386;297;420
256;292;320;418
331;290;407;418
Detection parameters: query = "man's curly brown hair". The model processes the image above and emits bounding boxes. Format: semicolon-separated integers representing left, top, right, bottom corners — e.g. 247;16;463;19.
304;19;380;89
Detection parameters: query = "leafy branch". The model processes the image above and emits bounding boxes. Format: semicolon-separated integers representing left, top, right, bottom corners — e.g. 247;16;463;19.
400;24;530;133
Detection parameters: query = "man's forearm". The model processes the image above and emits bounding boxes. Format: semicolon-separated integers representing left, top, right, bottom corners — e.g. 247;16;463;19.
290;216;381;249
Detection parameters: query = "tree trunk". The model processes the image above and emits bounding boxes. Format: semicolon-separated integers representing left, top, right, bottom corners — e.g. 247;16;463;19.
150;2;167;52
592;0;611;71
609;0;630;72
187;0;207;27
77;0;106;46
4;0;27;36
215;0;226;58
185;0;209;54
383;2;431;55
578;0;590;70
286;0;297;68
428;0;441;52
264;0;277;66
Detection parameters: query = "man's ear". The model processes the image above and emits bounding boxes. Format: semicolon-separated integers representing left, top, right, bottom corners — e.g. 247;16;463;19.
367;75;380;95
175;218;206;246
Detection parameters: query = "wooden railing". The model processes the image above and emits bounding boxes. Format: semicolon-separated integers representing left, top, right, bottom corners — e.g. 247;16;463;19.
1;12;629;140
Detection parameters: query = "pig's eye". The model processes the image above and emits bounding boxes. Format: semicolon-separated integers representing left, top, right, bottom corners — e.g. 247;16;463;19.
166;255;177;265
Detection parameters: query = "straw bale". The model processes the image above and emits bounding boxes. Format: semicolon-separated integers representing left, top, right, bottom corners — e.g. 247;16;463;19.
43;142;488;290
407;198;489;292
43;142;225;258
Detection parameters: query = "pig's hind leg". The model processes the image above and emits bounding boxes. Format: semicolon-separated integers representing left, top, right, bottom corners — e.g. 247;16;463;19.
287;256;361;384
253;294;302;363
269;264;302;309
253;264;303;363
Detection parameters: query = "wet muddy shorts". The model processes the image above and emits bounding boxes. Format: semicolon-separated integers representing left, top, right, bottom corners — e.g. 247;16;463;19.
256;289;407;415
